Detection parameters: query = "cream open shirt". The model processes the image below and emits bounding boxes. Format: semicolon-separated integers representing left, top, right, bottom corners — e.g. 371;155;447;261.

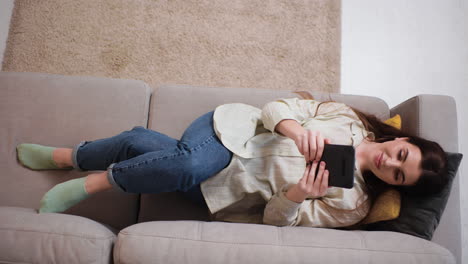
200;98;374;228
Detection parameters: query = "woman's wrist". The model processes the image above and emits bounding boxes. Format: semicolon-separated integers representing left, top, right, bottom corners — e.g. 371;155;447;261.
275;119;305;140
285;184;306;203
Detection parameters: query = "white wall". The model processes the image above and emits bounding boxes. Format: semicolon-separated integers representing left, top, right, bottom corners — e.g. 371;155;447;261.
342;0;467;263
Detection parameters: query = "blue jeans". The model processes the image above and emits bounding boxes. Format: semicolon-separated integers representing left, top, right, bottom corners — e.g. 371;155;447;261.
70;111;232;207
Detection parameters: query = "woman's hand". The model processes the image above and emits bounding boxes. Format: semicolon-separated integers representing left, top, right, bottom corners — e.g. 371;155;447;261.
285;161;329;203
292;129;332;163
274;119;332;163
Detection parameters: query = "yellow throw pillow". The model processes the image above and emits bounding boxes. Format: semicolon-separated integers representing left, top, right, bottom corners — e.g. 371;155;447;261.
361;115;402;224
362;188;401;224
384;114;401;130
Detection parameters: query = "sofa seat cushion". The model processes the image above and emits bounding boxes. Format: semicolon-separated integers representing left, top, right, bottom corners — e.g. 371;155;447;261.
114;220;454;264
0;207;116;264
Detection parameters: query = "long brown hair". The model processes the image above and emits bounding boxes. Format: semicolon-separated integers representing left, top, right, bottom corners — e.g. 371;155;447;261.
294;91;449;202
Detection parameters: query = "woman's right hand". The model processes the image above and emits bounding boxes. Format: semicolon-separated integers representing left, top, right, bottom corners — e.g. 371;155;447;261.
285;161;330;203
292;129;332;163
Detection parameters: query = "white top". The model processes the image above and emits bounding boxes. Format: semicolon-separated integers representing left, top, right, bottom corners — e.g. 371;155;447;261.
200;98;374;227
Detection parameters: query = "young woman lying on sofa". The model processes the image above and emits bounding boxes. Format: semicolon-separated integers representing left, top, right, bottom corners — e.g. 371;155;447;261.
16;93;448;227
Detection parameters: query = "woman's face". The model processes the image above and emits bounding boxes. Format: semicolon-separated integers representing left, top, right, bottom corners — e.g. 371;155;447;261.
363;138;422;186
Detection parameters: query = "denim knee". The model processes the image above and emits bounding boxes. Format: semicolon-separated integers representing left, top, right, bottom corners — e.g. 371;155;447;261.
131;126;146;131
121;126;148;145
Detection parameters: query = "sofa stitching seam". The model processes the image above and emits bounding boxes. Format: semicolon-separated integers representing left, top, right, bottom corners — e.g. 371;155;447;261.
117;231;124;264
277;228;282;246
116;233;452;256
198;222;202;240
355;231;368;261
0;228;116;240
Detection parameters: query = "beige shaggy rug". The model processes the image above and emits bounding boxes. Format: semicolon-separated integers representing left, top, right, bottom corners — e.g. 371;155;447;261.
2;0;341;93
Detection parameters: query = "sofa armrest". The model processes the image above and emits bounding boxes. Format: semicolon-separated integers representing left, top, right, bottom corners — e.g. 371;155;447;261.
390;94;458;152
390;94;461;264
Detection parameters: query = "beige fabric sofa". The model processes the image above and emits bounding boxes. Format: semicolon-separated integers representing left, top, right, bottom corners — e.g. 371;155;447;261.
0;72;460;263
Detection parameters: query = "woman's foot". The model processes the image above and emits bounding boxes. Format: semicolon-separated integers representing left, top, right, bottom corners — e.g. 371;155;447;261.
39;171;112;213
39;177;90;213
16;144;73;170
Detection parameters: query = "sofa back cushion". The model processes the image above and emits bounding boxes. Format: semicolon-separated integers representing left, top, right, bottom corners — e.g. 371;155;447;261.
139;84;389;223
0;72;151;230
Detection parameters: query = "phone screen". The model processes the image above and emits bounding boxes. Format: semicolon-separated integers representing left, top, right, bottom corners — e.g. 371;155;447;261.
318;144;355;189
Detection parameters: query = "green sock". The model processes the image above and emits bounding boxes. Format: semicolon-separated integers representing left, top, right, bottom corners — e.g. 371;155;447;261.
16;143;72;170
39;177;90;213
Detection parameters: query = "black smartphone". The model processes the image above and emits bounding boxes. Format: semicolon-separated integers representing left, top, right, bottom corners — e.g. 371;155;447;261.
314;144;355;189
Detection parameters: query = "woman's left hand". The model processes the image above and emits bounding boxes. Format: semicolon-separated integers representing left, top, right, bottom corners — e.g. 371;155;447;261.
292;129;332;163
273;119;332;162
